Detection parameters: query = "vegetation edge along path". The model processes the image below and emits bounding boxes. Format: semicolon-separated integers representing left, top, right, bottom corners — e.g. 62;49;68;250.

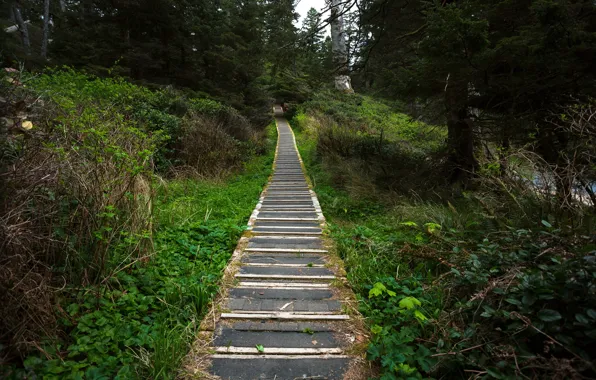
183;107;372;379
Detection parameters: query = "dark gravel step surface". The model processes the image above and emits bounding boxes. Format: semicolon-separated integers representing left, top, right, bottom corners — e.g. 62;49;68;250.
226;298;341;312
250;236;322;244
214;329;339;348
250;228;322;235
210;357;350;380
253;220;321;227
229;288;333;300
258;207;316;211
242;254;326;264
232;321;334;332
262;199;312;203
247;242;323;250
256;212;318;220
265;192;312;197
238;267;333;277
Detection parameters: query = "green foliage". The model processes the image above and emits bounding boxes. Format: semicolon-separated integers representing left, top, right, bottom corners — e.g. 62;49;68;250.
299;90;445;154
442;229;596;378
365;278;437;379
1;68;275;377
29;68;259;172
21;220;236;378
187;98;228;115
302;328;315;335
295;109;596;378
19;141;274;378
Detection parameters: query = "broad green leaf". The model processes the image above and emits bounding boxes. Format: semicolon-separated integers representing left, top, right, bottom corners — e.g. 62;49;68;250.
399;221;418;227
575;313;590;324
522;293;536;306
505;298;521;306
396;363;416;374
414;310;427;321
399;296;422;310
369;282;387;298
537;309;562;322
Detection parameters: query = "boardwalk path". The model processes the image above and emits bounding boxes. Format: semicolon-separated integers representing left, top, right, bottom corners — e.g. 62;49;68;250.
190;108;369;379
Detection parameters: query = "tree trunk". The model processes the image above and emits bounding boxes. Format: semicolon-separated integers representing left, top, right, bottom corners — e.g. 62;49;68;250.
80;0;92;20
12;3;30;55
9;5;16;22
41;0;51;59
536;127;573;209
445;76;477;183
59;0;66;12
330;0;353;93
499;132;510;176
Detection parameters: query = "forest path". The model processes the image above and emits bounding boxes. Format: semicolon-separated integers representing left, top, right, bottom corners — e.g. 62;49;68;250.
188;107;370;379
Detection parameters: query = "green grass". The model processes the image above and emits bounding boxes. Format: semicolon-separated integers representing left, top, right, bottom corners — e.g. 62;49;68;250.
18;125;276;379
294;90;446;154
155;155;274;229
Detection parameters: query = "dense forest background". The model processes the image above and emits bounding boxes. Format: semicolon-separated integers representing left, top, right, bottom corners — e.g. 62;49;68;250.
2;0;596;379
2;0;334;123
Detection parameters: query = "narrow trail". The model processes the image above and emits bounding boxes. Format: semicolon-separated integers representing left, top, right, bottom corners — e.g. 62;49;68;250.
192;107;369;379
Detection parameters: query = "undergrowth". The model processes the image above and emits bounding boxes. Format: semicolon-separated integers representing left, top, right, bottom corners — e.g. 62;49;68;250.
289;91;447;198
12;134;275;379
1;67;276;378
293;94;596;379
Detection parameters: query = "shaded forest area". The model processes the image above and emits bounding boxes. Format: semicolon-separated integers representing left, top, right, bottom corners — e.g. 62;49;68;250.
2;0;596;379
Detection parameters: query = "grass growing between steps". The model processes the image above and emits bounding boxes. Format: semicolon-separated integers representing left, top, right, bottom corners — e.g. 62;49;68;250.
292;100;596;379
18;125;275;379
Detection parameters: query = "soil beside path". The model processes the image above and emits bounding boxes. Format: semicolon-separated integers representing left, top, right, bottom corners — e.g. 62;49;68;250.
184;107;372;380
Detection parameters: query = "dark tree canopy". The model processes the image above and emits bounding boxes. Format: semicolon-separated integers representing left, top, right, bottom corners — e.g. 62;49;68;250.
355;0;596;186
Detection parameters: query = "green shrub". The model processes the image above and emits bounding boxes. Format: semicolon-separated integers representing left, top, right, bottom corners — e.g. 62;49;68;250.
293;100;596;378
365;277;439;379
438;227;596;378
11;133;274;379
29;68;262;173
0;67;273;376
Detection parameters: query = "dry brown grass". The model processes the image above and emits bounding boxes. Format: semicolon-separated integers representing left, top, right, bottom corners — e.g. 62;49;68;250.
174;112;260;179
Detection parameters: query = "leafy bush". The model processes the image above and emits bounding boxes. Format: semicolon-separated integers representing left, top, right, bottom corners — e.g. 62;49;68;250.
0;67;274;376
439;227;596;378
327;200;596;379
30;68;263;173
365;277;438;379
19;220;241;378
176;114;246;178
1;69;164;359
